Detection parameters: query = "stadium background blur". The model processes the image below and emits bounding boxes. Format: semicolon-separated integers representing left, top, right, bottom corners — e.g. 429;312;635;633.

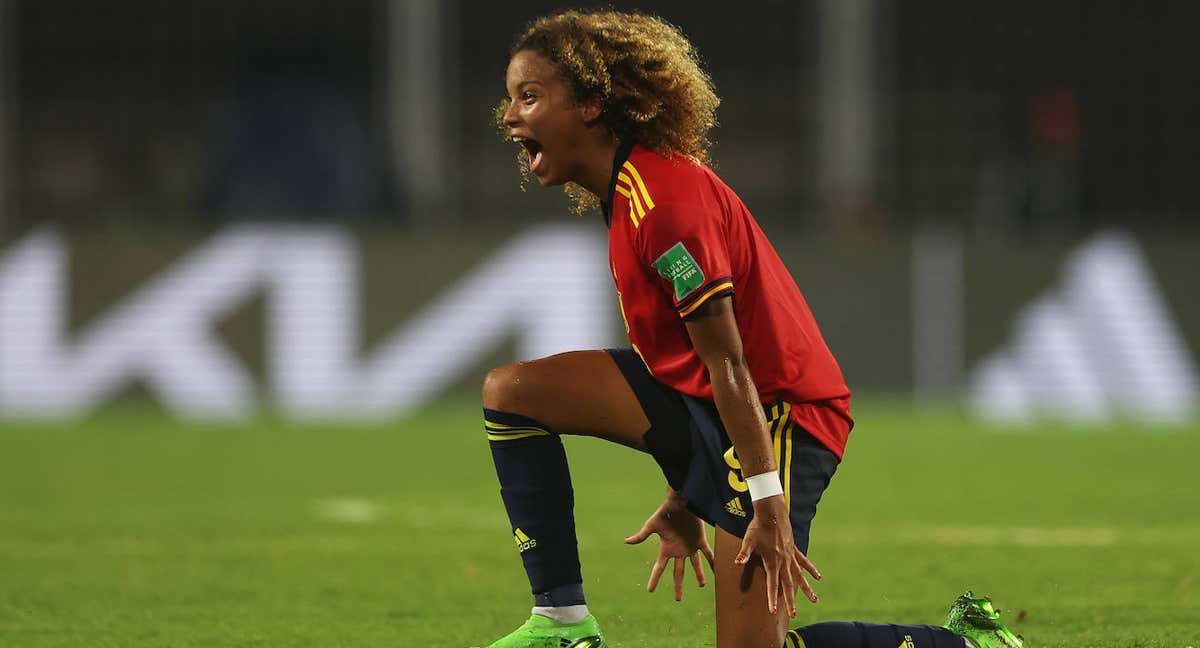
1;2;1197;646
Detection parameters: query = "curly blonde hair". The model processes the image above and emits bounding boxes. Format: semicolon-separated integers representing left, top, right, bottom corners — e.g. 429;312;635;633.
497;10;721;209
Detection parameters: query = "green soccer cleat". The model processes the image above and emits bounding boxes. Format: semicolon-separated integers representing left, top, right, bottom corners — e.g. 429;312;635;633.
944;591;1024;648
473;613;605;648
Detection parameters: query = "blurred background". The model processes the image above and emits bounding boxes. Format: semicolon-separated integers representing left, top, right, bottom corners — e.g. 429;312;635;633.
0;0;1197;424
1;3;1198;645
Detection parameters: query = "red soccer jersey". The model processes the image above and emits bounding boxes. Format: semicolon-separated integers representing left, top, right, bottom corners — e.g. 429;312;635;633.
605;143;854;458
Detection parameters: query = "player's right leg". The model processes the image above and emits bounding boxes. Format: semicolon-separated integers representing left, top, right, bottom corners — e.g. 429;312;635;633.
476;350;654;648
781;592;1024;648
713;524;790;648
784;622;970;648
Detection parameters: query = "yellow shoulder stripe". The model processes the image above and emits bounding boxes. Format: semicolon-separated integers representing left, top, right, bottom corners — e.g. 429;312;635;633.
622;161;655;211
616;174;645;225
613;184;639;226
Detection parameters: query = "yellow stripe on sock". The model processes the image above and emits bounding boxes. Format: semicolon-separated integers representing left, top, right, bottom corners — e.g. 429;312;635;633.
485;421;547;431
485;427;547;436
487;430;551;441
485;425;550;437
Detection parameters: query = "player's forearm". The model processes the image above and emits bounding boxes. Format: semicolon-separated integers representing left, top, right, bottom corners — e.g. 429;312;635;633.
685;296;775;479
707;353;776;477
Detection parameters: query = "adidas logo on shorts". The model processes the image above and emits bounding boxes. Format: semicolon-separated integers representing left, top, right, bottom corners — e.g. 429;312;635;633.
724;497;747;518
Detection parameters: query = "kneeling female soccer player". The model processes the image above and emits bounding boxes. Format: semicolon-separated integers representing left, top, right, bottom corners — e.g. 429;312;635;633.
477;10;1022;648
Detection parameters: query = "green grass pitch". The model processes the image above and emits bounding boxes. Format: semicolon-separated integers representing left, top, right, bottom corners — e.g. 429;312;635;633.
1;396;1198;647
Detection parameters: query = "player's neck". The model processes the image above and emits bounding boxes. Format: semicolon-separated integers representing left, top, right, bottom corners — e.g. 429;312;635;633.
573;136;621;199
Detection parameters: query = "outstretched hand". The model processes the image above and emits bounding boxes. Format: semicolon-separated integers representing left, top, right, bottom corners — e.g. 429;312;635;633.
625;490;716;601
735;494;822;618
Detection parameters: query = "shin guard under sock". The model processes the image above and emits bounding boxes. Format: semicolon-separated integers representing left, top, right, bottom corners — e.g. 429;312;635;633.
485;408;584;604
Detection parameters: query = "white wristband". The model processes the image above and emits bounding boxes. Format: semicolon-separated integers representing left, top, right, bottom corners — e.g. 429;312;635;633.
745;472;784;501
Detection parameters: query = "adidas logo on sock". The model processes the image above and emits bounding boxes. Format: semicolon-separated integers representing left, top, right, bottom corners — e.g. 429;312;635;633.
513;528;538;553
724;497;746;518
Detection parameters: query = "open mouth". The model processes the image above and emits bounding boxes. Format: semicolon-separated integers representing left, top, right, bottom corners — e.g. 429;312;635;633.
514;137;544;173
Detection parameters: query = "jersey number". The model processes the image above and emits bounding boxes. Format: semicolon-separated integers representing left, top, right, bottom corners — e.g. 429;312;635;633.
723;409;789;494
724;446;748;493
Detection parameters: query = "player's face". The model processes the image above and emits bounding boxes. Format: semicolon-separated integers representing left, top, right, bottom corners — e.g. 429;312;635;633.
503;50;594;187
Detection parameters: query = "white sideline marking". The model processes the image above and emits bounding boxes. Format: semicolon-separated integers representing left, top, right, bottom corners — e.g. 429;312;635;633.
825;525;1138;547
903;526;1119;547
314;498;381;524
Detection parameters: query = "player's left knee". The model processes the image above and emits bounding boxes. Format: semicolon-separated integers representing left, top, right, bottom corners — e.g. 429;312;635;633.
481;361;528;412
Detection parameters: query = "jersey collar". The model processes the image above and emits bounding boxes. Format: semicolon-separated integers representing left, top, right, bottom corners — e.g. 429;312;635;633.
601;139;637;228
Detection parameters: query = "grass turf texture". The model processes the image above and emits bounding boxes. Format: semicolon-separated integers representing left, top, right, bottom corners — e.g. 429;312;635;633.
1;397;1198;647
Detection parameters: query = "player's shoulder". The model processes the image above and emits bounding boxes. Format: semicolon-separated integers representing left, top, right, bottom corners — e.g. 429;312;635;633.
622;145;710;210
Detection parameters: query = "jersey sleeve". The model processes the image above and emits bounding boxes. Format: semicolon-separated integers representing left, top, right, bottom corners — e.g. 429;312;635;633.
634;202;734;318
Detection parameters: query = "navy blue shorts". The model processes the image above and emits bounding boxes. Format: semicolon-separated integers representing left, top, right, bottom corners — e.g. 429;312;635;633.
607;348;839;553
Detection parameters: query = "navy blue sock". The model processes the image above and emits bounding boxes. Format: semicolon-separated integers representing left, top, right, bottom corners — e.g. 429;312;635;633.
791;622;965;648
485;408;585;606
